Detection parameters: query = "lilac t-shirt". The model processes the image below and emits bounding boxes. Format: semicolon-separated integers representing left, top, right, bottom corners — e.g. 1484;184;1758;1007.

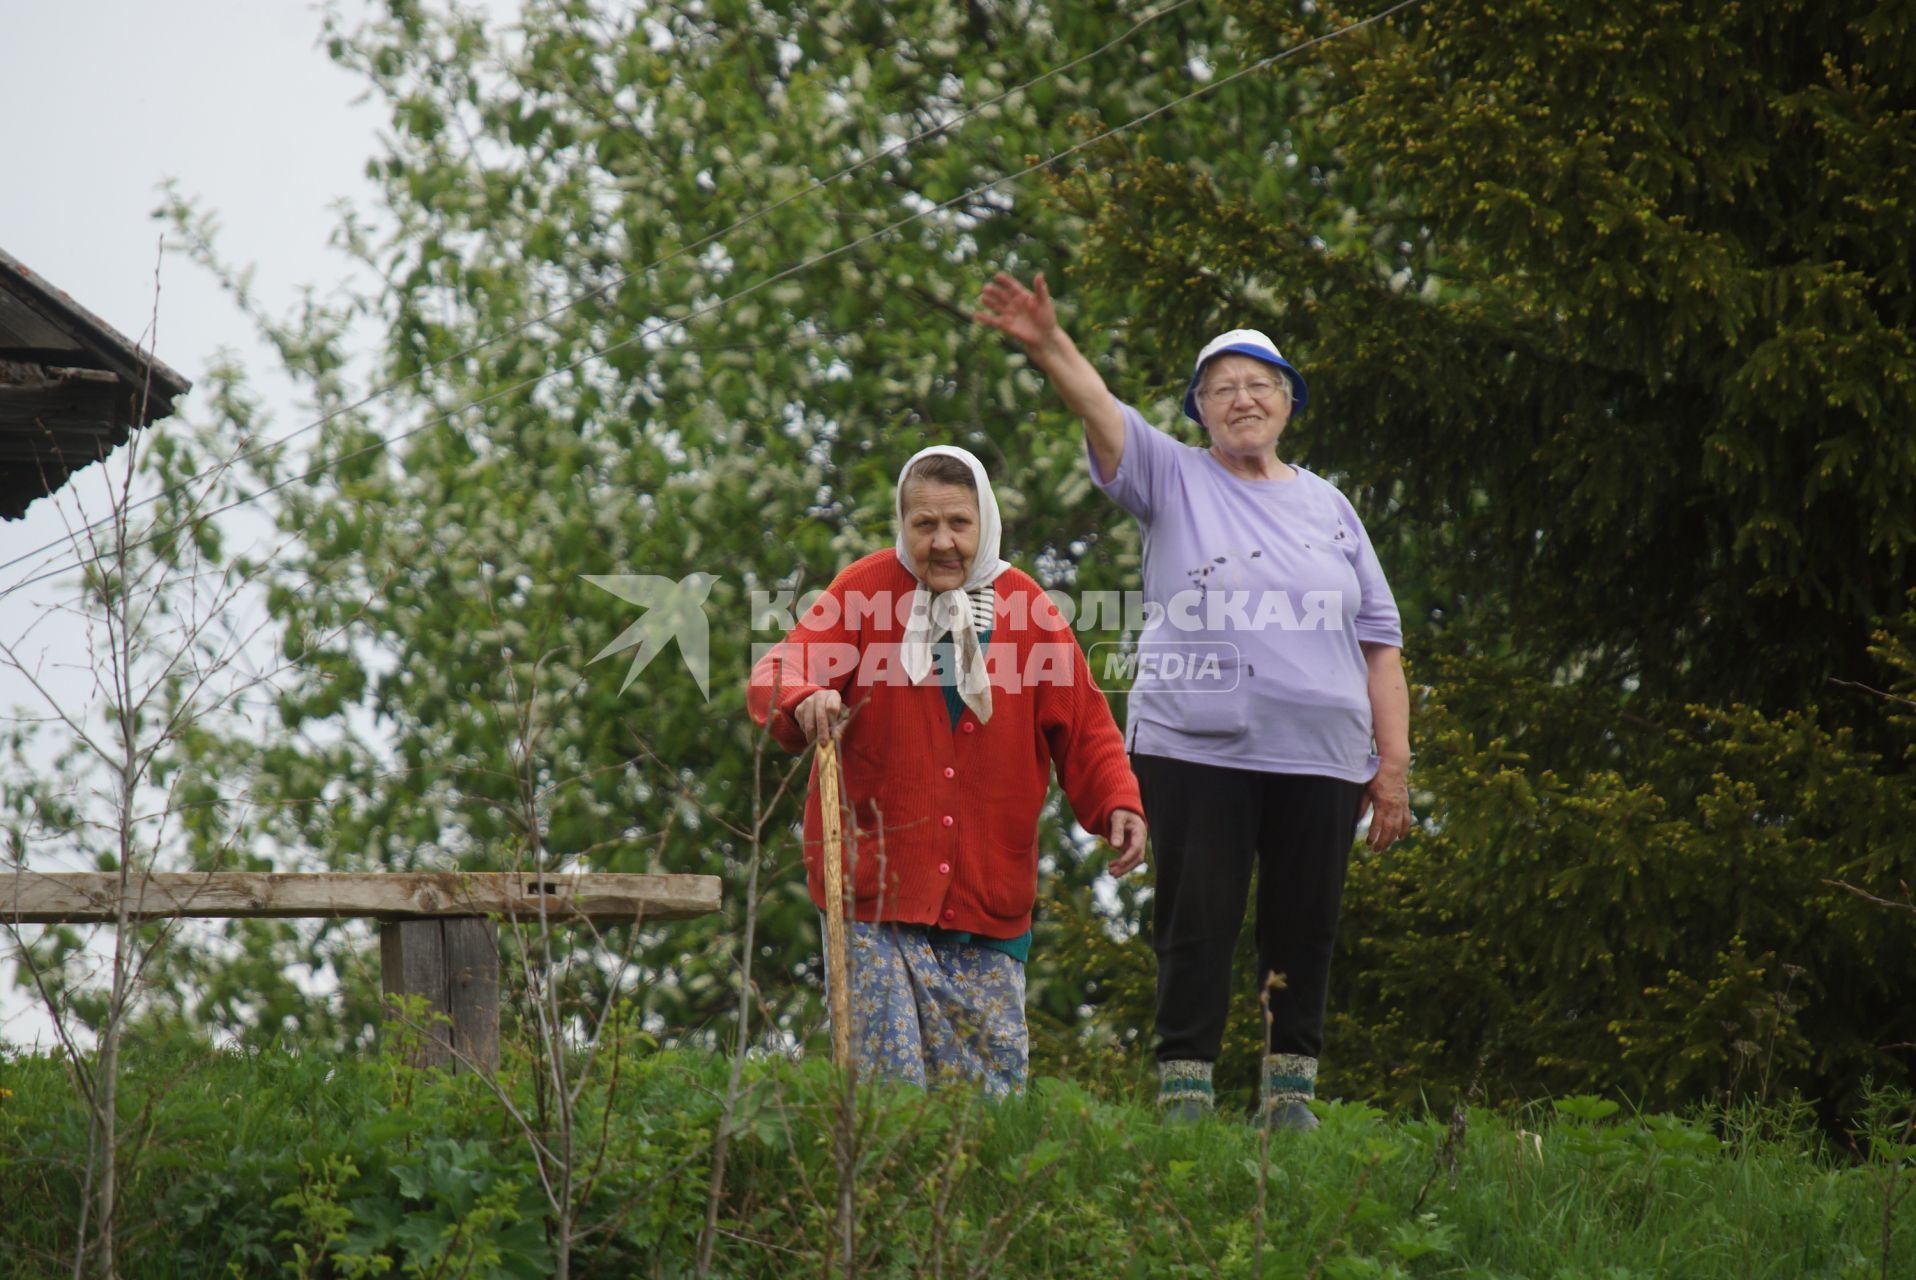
1091;401;1402;783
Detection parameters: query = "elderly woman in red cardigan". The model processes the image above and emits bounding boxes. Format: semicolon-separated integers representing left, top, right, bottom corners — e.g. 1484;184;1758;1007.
748;445;1146;1095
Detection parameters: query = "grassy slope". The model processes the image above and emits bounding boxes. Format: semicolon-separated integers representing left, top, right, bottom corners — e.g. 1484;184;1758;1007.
0;1041;1908;1278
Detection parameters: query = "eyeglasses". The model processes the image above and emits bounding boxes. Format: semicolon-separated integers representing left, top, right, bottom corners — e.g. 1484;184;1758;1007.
1200;378;1287;404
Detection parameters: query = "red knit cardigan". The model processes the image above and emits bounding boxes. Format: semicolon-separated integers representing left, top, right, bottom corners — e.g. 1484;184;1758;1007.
747;551;1141;938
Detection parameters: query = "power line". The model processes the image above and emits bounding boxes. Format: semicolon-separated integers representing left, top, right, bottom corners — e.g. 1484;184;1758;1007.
0;0;1196;587
0;0;1424;605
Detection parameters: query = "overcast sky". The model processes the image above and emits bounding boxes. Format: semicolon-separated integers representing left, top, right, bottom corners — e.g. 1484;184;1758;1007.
3;1;385;400
0;0;512;1046
1;0;391;618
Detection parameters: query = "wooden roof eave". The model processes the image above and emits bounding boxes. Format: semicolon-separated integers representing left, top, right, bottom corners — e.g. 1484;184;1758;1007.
0;247;192;424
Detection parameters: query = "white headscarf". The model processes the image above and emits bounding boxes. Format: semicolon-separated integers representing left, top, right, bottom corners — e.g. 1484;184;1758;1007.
893;445;1011;724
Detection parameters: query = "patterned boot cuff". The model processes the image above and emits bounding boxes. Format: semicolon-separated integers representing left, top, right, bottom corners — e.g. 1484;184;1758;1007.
1157;1059;1216;1111
1262;1053;1318;1107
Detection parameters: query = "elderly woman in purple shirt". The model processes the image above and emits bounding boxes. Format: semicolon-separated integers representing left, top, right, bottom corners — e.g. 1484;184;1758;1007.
977;273;1411;1130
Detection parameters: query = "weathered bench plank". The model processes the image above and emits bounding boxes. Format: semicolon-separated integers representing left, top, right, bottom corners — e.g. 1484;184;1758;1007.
6;870;722;1074
1;871;721;924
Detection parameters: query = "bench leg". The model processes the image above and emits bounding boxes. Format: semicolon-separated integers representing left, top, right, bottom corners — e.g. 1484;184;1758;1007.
380;917;499;1073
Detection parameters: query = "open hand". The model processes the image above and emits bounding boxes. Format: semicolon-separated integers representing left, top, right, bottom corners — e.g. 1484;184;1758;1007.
1105;809;1148;876
976;272;1059;349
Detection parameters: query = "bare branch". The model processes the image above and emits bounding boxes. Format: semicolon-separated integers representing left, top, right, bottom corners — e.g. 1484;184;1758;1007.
1824;878;1916;917
1828;676;1916;711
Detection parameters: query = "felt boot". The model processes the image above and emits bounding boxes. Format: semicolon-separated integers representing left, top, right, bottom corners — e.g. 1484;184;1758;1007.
1261;1053;1319;1132
1157;1059;1214;1122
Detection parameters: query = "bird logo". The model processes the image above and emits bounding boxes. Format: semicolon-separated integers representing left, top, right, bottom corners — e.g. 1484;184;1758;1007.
584;572;718;700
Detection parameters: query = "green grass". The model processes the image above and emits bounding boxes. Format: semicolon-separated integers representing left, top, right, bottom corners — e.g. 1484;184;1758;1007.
0;1039;1908;1278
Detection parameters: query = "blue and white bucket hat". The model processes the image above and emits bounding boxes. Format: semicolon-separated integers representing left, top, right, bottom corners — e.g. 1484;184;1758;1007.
1182;328;1310;424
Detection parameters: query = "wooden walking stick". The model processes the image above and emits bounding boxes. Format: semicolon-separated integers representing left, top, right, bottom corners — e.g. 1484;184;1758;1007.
816;734;853;1069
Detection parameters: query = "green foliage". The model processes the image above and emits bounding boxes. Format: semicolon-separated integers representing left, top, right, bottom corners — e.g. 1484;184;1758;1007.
156;0;1264;1050
1049;612;1916;1117
24;0;1908;1144
1322;602;1916;1116
0;386;297;1044
1043;0;1916;1116
1071;0;1916;714
1;1043;1911;1278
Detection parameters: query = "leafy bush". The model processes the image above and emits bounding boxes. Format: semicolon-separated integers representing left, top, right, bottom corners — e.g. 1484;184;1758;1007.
1042;606;1916;1123
1326;635;1916;1119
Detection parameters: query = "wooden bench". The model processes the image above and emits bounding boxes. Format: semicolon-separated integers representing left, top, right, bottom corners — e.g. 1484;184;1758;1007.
4;871;722;1071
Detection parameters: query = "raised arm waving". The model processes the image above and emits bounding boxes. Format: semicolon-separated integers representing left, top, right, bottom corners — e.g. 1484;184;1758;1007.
976;272;1126;481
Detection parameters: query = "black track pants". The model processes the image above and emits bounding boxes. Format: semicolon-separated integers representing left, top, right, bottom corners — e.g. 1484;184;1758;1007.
1133;753;1366;1063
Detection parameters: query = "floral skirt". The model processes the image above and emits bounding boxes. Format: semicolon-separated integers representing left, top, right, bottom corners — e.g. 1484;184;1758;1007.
842;920;1028;1098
